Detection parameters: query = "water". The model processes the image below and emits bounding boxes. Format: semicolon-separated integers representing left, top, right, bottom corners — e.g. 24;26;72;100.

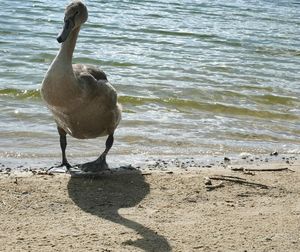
1;0;300;168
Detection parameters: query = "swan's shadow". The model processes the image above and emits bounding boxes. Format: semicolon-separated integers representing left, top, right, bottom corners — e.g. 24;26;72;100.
67;169;171;251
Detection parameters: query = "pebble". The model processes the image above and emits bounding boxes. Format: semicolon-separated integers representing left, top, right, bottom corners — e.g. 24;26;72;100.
270;151;279;156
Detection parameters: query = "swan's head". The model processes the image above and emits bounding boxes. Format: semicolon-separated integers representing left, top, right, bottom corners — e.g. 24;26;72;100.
57;1;88;43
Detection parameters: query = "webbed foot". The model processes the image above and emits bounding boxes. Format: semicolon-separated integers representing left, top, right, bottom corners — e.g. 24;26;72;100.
77;156;109;173
47;162;72;173
58;162;72;169
72;134;114;174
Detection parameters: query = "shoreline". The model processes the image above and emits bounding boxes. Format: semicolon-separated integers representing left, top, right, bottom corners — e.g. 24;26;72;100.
0;155;299;251
1;151;298;172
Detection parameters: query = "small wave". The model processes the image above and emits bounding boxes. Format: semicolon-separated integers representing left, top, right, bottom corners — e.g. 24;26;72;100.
0;88;41;99
137;28;219;40
254;46;300;57
252;94;299;106
2;89;298;121
119;95;299;121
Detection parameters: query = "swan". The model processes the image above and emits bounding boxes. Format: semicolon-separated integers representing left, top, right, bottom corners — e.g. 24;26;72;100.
41;0;122;172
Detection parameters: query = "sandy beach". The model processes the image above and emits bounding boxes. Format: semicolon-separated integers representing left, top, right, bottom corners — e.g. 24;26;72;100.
0;154;299;252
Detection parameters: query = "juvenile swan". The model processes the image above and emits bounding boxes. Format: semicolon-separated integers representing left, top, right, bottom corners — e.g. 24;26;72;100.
41;1;121;172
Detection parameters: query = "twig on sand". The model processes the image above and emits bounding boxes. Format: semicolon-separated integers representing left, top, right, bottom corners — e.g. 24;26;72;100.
205;181;225;191
208;175;269;189
231;167;295;172
214;175;247;180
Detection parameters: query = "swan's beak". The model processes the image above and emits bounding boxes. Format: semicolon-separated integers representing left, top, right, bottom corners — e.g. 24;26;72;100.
57;19;74;43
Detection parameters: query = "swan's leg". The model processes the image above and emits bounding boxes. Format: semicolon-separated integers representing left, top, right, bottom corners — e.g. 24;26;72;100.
79;134;114;172
57;126;71;169
95;133;114;165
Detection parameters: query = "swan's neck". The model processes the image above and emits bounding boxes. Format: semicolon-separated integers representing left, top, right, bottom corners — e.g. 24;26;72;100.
42;27;82;105
56;27;80;65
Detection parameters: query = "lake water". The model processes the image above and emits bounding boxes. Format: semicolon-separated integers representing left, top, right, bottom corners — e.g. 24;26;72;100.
1;0;300;168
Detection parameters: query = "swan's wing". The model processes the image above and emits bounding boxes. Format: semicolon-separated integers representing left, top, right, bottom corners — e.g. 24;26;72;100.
73;64;117;106
84;64;107;81
73;64;107;81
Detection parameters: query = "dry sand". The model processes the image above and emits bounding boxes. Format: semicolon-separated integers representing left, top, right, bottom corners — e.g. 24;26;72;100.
0;155;300;252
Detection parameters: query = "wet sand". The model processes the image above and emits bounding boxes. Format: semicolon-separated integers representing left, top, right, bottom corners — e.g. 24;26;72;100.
0;154;300;251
